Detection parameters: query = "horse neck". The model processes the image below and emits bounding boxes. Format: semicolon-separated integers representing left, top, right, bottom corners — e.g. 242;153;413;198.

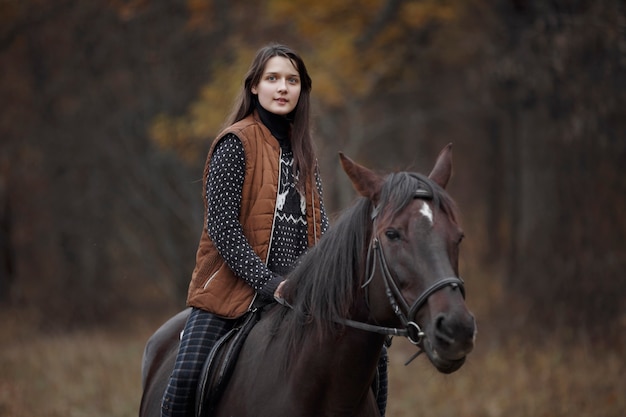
291;325;386;412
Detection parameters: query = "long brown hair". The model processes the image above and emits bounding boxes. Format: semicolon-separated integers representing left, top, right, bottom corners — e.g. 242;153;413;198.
225;43;316;192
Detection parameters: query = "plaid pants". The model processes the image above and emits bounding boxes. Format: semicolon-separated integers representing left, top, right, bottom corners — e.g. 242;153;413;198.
161;308;234;417
377;345;389;417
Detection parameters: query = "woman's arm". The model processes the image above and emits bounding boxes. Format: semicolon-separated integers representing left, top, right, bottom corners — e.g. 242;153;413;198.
206;134;283;300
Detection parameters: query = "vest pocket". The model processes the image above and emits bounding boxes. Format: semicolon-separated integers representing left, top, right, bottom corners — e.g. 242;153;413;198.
202;264;223;289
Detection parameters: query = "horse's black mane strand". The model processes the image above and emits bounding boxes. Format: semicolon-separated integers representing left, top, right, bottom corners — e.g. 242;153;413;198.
278;197;370;350
278;169;458;358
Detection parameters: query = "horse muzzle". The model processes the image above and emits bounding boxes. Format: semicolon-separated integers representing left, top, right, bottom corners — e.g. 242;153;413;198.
422;312;476;373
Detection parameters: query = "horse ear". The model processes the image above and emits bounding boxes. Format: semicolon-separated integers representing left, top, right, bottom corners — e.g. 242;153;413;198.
339;152;384;202
428;143;453;189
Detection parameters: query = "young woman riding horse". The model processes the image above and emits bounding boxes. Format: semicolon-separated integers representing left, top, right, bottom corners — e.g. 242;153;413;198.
140;144;477;417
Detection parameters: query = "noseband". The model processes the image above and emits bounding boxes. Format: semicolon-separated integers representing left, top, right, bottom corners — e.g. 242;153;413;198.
340;193;465;362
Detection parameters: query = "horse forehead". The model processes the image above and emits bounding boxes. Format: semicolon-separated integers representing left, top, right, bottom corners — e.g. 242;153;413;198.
386;199;435;227
419;200;434;225
405;199;434;226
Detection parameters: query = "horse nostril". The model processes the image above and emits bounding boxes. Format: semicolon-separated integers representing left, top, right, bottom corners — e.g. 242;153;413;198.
434;313;476;355
435;315;455;346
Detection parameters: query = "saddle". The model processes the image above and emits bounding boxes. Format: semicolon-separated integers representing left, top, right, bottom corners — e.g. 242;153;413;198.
194;305;264;417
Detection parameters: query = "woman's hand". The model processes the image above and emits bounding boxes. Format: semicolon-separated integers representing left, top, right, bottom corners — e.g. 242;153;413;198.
274;279;287;298
274;279;289;305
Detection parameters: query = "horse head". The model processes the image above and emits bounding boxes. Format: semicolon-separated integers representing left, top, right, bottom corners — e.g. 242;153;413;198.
339;144;476;373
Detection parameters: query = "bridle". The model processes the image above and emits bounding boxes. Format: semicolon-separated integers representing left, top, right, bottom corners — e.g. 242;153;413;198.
339;189;465;363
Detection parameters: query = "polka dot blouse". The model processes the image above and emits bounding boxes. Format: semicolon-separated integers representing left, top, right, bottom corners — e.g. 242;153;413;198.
206;133;329;300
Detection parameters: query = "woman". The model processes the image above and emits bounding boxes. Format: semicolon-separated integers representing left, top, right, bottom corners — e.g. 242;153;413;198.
161;43;386;416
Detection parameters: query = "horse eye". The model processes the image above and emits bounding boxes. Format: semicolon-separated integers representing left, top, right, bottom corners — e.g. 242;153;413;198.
385;229;400;241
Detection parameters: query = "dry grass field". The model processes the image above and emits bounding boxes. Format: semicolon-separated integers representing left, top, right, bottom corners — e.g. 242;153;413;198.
388;336;624;417
1;302;623;417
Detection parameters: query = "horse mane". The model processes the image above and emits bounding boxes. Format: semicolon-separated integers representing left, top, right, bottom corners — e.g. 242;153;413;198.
278;197;370;350
276;169;459;359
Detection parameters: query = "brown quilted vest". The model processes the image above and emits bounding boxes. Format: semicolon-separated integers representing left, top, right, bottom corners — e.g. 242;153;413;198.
186;112;323;318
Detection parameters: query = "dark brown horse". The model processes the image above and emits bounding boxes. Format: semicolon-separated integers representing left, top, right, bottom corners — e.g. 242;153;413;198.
140;144;476;417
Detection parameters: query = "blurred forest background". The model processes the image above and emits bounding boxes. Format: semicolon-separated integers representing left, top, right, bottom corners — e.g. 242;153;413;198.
0;0;624;416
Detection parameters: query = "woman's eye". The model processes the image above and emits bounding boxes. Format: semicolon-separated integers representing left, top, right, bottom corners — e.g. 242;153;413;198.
385;230;400;241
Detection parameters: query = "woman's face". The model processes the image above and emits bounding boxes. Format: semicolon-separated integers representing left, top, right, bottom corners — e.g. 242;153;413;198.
252;56;301;116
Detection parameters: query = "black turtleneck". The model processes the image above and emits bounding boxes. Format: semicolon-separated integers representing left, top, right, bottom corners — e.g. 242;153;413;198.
255;99;291;145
